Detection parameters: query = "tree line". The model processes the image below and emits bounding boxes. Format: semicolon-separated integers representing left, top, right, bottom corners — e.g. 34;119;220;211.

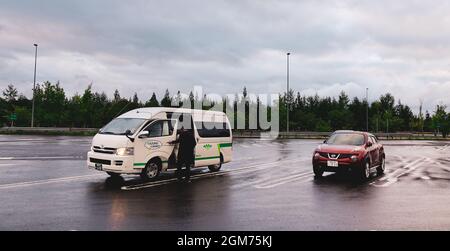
0;81;448;137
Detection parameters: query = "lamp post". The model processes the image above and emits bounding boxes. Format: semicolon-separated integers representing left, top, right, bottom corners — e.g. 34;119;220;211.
366;87;369;132
286;52;290;133
31;44;38;127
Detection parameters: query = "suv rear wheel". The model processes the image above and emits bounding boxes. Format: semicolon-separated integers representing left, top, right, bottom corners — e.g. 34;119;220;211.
377;156;386;175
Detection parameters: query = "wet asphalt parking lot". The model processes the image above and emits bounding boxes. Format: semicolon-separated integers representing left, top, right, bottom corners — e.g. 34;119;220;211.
0;135;449;230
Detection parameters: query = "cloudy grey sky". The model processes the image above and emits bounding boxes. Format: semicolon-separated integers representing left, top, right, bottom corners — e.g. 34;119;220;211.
1;0;449;112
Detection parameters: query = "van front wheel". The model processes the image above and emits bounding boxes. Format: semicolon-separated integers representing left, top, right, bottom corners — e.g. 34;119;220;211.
140;160;160;180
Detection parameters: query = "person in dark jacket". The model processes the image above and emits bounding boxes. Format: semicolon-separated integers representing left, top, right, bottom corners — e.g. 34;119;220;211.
170;126;197;182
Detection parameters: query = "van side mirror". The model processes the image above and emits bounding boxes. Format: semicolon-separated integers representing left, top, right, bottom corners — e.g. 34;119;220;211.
125;129;134;142
138;130;149;139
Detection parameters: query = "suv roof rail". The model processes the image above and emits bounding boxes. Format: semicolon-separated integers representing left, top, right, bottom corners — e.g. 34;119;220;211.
334;130;354;133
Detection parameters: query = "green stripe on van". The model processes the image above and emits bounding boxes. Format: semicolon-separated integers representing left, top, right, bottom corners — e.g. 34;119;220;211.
134;160;168;166
133;143;230;166
195;156;220;161
135;156;218;166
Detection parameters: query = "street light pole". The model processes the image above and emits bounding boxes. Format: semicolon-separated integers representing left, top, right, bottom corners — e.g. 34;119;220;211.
366;87;369;132
31;44;38;128
286;52;290;133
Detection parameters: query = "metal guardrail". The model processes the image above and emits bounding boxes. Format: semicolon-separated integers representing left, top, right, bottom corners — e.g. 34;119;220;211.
0;127;447;140
0;127;99;132
232;130;448;140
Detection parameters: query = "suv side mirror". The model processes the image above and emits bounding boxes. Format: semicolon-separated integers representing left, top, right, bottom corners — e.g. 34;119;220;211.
366;141;373;147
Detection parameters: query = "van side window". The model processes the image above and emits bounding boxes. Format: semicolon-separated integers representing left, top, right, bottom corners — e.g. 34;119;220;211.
195;122;230;138
145;120;173;137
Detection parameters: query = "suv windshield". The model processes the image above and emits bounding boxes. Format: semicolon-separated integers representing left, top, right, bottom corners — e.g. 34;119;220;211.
99;118;145;135
326;133;365;146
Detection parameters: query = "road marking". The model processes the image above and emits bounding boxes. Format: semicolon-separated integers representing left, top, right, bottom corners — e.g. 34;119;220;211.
428;159;450;172
0;174;103;190
371;157;427;187
254;171;313;189
122;158;304;190
0;156;84;160
0;163;15;167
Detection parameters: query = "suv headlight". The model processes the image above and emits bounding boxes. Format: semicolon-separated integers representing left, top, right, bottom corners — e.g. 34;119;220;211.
350;155;358;162
116;147;134;156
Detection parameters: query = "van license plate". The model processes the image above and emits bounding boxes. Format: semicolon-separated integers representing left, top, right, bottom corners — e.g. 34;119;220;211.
95;163;103;171
327;160;338;167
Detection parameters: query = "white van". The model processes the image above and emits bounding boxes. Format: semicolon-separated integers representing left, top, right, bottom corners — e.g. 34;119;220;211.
87;107;232;180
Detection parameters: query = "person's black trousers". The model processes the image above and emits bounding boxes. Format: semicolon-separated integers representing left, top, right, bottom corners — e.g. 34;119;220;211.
176;158;193;180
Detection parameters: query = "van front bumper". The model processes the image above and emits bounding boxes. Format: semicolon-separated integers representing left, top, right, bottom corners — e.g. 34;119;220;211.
87;151;141;174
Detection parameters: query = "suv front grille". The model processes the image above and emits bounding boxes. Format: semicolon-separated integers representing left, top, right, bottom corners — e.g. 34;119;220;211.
319;152;353;159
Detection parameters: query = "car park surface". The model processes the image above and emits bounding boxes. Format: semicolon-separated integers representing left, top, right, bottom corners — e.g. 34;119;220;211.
0;135;449;230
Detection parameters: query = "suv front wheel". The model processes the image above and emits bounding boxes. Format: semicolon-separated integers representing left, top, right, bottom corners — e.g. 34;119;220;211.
355;159;371;181
313;165;324;178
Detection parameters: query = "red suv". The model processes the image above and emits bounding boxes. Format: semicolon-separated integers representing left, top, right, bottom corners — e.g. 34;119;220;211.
312;130;385;180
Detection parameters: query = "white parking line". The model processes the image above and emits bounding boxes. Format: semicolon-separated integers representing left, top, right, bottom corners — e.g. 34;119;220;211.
0;163;15;167
254;171;313;189
0;156;84;160
122;158;304;190
371;157;427;187
0;174;103;190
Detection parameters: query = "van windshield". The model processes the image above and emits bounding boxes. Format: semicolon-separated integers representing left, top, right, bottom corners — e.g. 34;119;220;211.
99;118;145;135
325;133;365;146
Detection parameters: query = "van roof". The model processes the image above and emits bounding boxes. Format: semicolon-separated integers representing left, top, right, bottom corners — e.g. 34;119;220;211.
117;107;226;119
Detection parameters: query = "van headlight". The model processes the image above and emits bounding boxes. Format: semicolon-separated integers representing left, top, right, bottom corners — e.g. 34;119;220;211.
116;147;134;156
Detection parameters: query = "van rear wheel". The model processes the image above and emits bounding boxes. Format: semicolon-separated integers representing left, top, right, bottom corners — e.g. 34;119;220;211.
208;163;222;172
140;160;160;180
208;155;223;172
107;172;121;178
